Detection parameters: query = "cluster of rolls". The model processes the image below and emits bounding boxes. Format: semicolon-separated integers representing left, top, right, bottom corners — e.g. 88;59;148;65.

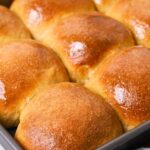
0;0;149;149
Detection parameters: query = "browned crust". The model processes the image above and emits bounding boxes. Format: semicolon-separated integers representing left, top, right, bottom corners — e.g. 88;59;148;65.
44;12;134;82
16;82;123;150
94;0;150;47
0;40;69;127
11;0;95;28
0;5;31;43
86;46;150;130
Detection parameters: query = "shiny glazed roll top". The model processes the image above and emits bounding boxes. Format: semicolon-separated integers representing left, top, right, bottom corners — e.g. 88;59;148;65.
15;82;123;150
0;40;69;128
93;0;150;48
0;5;31;43
11;1;135;82
85;46;150;130
11;0;95;40
43;12;134;83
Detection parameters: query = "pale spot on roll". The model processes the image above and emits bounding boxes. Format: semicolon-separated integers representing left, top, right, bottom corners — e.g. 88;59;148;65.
0;81;6;101
69;42;87;64
94;0;103;5
28;8;43;25
130;19;149;40
114;85;126;105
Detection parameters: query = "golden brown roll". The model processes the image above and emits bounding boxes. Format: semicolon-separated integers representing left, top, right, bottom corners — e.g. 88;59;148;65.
16;82;123;150
11;1;135;82
0;5;31;43
0;40;69;128
85;46;150;130
93;0;150;48
12;0;150;134
11;0;95;40
45;12;134;83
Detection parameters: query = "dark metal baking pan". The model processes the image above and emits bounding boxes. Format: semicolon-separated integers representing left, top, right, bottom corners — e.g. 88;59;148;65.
97;120;150;150
0;124;22;150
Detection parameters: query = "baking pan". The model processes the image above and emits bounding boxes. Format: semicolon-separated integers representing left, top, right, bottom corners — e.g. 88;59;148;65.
0;124;22;150
0;1;150;150
97;120;150;150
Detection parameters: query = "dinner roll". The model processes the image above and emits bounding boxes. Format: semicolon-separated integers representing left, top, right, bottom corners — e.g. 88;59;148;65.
0;40;69;128
43;12;134;83
93;0;150;48
0;5;31;43
11;2;135;82
16;82;123;150
11;0;95;40
85;46;150;130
